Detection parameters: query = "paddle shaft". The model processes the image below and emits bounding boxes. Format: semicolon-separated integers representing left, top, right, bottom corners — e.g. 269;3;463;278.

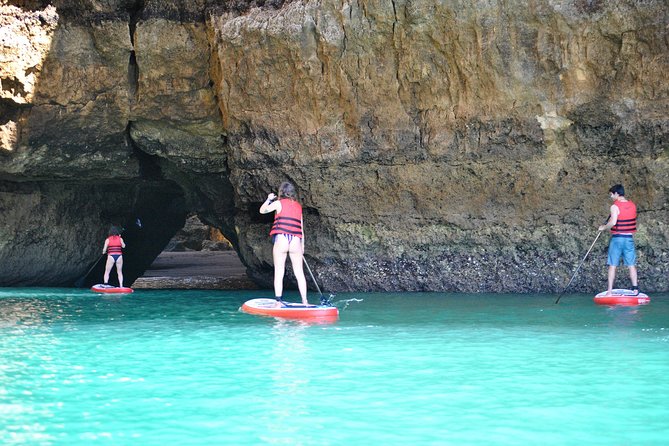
74;254;105;287
555;230;603;304
302;257;324;299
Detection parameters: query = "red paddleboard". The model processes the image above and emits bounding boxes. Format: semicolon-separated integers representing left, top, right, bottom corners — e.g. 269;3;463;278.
240;298;338;321
594;289;649;306
91;284;134;294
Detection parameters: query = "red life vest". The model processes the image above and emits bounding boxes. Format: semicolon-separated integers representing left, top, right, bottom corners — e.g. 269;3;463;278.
611;200;637;234
270;199;303;238
107;235;123;255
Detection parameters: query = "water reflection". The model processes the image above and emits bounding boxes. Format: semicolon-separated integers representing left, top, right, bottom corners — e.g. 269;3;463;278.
262;319;312;443
603;305;643;327
0;299;56;328
0;298;60;444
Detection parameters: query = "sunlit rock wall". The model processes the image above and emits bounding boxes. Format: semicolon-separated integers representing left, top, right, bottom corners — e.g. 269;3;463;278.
1;0;667;291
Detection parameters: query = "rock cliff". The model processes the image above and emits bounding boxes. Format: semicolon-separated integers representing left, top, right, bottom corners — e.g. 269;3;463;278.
1;0;668;292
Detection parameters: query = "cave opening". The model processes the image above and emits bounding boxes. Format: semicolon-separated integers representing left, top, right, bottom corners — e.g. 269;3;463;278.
132;214;258;290
74;179;188;288
74;180;259;291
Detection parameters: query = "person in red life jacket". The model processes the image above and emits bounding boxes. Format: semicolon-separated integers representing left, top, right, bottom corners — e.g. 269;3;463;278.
598;184;639;295
259;182;308;306
102;226;126;287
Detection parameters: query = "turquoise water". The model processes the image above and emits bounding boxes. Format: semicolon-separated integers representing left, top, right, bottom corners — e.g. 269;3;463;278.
1;289;668;445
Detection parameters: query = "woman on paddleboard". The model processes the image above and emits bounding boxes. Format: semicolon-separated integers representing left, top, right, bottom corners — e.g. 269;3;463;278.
102;226;126;288
259;182;308;306
598;184;639;295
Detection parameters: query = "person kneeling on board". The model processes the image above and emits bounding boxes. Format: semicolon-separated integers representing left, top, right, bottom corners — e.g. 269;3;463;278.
102;226;126;288
598;184;639;296
259;182;309;306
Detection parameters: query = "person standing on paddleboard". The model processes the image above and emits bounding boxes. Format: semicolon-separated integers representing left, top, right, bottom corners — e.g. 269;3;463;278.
102;226;126;288
259;182;309;306
598;184;639;296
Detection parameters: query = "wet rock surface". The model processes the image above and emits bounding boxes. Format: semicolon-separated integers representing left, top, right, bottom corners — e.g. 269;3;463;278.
164;215;233;252
1;1;668;292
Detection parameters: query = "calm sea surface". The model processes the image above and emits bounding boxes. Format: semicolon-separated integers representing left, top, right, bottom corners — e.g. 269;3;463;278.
1;289;668;445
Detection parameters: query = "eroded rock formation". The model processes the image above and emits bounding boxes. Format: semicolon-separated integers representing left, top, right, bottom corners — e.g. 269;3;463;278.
1;0;668;292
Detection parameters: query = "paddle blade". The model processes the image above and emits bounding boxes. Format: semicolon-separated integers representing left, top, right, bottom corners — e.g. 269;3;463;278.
320;293;336;306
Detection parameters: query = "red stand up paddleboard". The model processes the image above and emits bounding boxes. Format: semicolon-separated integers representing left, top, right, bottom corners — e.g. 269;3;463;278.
91;284;134;294
594;289;650;306
240;298;338;321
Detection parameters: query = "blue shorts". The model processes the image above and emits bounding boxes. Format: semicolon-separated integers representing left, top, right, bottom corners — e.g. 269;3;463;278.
607;235;636;267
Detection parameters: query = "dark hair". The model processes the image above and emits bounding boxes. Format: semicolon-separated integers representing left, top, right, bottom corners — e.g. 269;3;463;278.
109;225;121;236
609;184;625;196
278;182;297;200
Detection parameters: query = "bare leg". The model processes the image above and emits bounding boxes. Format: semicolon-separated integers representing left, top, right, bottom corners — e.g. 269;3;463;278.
607;266;617;294
629;265;638;289
288;238;308;305
116;257;124;288
272;236;290;300
103;256;114;284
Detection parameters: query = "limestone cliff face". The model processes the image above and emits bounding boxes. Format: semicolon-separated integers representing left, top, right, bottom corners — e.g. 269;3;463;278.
1;0;668;292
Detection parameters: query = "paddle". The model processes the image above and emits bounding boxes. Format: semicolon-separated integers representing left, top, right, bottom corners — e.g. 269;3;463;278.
555;230;603;304
74;254;105;288
303;257;336;306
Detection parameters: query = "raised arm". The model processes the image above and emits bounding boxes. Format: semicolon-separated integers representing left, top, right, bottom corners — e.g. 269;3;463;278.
259;193;281;214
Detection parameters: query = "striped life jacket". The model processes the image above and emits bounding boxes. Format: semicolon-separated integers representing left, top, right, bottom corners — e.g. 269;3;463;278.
611;200;637;234
107;235;123;255
270;199;303;238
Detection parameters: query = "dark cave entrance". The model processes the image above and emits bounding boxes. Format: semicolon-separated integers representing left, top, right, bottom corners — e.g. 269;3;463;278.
76;180;188;288
131;215;258;290
77;183;256;290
